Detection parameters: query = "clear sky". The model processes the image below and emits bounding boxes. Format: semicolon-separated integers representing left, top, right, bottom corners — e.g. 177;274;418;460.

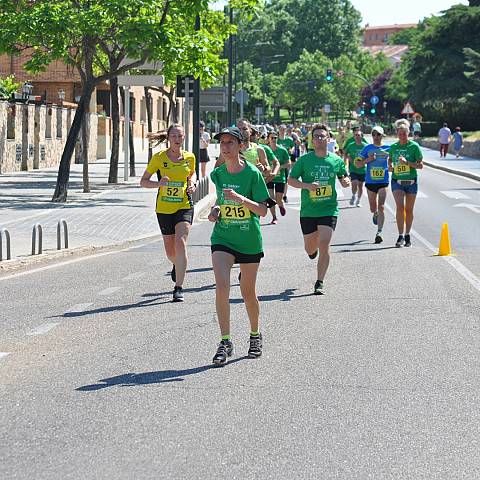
210;0;469;26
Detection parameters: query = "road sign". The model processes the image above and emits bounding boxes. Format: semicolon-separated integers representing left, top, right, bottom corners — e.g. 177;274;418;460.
323;104;331;113
401;101;415;115
235;89;249;105
117;75;164;87
370;95;379;105
200;87;227;112
255;106;263;115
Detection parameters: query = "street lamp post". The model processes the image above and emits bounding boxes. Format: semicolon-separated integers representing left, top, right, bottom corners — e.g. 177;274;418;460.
260;54;284;123
58;89;66;107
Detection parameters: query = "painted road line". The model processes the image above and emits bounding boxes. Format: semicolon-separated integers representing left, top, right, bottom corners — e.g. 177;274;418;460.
98;286;122;296
122;272;146;282
385;203;480;294
27;322;60;336
440;190;470;200
0;238;160;282
65;303;93;314
0;352;11;360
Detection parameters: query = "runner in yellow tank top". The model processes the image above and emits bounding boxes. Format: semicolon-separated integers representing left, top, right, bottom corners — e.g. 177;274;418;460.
140;124;197;302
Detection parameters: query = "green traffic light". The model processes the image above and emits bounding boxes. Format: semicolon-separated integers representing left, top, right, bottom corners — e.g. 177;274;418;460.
326;69;333;82
370;108;376;114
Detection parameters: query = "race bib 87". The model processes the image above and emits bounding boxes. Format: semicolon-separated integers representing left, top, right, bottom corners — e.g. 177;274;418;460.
309;184;333;199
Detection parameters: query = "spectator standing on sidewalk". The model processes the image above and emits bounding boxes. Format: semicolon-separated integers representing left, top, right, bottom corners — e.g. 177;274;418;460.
412;118;422;139
140;124;197;303
452;127;464;159
438;123;452;158
199;121;211;178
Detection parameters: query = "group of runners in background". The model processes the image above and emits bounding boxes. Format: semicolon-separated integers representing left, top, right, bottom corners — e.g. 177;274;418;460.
140;117;423;366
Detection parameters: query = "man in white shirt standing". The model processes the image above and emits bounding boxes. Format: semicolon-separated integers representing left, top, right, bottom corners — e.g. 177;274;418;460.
438;123;452;158
199;121;211;177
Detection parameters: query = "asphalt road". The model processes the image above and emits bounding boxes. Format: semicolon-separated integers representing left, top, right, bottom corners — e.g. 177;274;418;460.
1;164;479;479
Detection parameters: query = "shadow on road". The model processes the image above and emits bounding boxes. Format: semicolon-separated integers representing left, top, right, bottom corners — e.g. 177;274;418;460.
333;246;397;253
76;357;249;391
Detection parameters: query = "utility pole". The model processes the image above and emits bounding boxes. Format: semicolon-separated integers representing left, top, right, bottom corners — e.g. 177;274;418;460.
227;6;233;126
193;14;201;179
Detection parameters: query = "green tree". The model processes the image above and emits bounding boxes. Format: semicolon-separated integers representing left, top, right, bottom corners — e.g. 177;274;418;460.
0;0;258;201
0;75;20;99
237;0;362;73
388;27;418;45
385;5;480;128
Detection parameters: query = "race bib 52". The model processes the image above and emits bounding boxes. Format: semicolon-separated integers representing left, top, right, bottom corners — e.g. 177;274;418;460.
160;182;185;202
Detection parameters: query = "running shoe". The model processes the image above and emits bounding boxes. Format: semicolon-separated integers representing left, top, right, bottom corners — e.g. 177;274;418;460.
170;265;176;283
279;205;286;216
283;196;288;203
212;339;234;366
404;234;411;247
238;271;241;282
374;233;383;244
372;211;378;225
314;280;324;295
349;195;356;206
172;286;184;302
308;250;318;260
395;235;405;248
355;199;362;208
248;334;263;358
271;218;278;225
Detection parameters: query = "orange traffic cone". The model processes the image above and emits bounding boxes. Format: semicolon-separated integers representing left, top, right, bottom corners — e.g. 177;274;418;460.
437;223;452;256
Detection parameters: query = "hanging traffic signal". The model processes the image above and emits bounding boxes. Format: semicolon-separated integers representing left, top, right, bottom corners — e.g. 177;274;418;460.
326;69;333;83
370;107;376;115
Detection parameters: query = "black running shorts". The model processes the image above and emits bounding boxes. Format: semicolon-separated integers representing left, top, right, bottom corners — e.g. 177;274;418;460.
156;208;194;235
300;216;338;235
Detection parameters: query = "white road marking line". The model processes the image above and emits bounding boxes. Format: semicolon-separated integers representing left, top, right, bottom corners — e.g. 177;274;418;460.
0;238;160;282
27;322;60;336
65;303;93;314
98;286;121;296
122;272;146;281
0;352;11;360
440;190;470;200
385;203;480;293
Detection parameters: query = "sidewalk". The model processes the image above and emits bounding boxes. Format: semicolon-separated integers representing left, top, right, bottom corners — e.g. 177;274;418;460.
420;149;480;181
0;144;220;270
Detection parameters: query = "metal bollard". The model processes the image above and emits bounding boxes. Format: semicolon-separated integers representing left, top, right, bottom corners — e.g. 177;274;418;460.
31;223;43;255
0;228;11;261
57;219;69;250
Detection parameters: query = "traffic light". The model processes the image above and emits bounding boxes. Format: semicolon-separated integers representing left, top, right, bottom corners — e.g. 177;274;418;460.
360;108;365;116
370;107;376;115
326;69;333;83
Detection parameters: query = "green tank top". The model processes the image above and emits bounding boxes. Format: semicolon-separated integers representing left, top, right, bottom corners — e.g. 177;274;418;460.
243;144;259;165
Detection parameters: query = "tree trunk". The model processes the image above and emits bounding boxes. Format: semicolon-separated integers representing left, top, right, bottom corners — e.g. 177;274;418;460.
144;87;153;162
82;113;90;193
108;76;120;183
52;82;94;202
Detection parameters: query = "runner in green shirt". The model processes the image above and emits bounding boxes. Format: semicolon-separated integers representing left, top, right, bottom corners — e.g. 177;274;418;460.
266;131;291;223
288;123;350;295
277;124;295;203
344;129;368;207
209;127;271;366
388;119;423;247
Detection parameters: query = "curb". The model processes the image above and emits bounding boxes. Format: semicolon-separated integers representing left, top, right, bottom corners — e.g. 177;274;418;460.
423;161;480;182
0;192;216;276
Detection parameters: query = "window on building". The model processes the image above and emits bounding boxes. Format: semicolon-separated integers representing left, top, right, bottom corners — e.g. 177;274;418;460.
45;107;52;139
163;99;168;123
140;96;146;123
7;104;15;139
56;108;62;138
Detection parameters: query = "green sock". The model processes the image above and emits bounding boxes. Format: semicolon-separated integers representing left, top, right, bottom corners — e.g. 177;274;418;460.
250;330;259;337
221;334;231;341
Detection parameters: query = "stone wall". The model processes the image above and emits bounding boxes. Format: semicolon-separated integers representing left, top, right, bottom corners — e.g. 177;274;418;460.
419;138;480;158
0;100;97;174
